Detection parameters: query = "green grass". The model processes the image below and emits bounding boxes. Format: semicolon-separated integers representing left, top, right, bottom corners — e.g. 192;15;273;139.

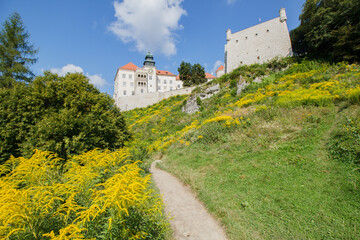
124;59;360;239
159;106;360;239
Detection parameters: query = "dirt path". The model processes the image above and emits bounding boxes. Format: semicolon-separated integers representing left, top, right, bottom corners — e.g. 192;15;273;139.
150;160;228;240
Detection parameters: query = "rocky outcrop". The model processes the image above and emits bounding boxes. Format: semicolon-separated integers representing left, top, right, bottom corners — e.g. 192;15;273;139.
199;84;220;100
237;76;249;95
182;83;221;114
182;94;199;114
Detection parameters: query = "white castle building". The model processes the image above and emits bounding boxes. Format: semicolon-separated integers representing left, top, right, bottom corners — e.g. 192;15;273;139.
225;8;292;73
113;52;183;99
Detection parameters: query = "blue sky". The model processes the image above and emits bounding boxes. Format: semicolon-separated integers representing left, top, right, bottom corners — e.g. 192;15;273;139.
0;0;305;95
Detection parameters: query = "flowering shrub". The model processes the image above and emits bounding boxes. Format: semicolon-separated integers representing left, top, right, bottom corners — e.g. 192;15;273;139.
0;149;168;239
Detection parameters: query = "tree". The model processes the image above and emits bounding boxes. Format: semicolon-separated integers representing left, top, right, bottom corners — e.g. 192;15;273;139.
178;61;206;86
191;63;206;85
290;0;360;62
0;72;131;163
0;12;38;88
178;61;192;86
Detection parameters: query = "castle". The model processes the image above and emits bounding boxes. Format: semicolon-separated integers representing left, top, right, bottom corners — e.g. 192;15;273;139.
225;8;292;73
114;8;292;111
113;52;184;99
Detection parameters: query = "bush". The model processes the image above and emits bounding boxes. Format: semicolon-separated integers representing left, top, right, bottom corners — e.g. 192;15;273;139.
0;149;169;239
0;72;131;163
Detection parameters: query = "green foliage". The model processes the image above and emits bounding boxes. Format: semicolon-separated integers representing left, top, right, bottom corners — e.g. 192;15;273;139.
178;61;206;86
328;106;360;164
124;59;360;239
0;12;38;88
196;96;204;111
291;0;360;62
0;72;131;163
178;61;192;87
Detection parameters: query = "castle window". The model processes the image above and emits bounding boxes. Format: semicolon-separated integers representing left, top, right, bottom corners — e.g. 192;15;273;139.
257;56;260;60
170;80;173;84
164;80;167;84
150;85;152;87
267;29;270;32
128;74;132;79
122;74;126;78
130;82;134;87
132;91;135;95
123;82;126;86
149;75;152;80
138;74;140;77
245;37;248;40
170;87;173;91
236;40;238;43
255;33;258;36
141;89;144;93
158;86;161;90
240;61;243;64
123;90;126;95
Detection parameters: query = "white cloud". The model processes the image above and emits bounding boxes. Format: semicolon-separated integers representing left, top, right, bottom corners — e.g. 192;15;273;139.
108;0;187;56
87;74;107;88
212;60;224;75
50;64;107;88
50;64;84;76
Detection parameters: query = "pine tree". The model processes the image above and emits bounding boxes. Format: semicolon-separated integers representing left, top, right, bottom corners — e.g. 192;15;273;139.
0;12;38;88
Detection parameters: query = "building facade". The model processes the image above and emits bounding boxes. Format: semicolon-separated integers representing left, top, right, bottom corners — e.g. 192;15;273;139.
113;52;183;99
215;65;225;78
225;8;292;73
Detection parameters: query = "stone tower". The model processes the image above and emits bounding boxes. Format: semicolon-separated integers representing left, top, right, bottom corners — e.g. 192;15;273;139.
224;8;292;73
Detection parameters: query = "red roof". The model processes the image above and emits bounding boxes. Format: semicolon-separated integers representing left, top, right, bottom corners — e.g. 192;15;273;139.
205;73;216;79
156;70;176;76
119;62;139;71
215;65;224;73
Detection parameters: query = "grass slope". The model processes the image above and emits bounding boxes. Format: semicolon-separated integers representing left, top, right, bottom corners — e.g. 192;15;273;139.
125;59;360;239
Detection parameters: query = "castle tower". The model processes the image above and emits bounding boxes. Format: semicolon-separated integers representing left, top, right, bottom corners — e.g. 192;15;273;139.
279;8;287;22
141;52;157;93
224;8;292;73
143;51;155;66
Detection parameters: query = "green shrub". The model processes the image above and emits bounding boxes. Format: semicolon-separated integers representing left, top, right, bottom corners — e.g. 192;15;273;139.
0;72;131;163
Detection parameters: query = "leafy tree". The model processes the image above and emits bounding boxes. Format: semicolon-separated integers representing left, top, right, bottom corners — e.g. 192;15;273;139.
178;61;192;86
178;61;206;86
0;12;38;88
191;63;206;85
291;0;360;62
0;72;131;163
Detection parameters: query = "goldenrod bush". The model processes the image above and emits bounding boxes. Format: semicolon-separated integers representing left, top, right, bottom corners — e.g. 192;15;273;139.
0;149;168;239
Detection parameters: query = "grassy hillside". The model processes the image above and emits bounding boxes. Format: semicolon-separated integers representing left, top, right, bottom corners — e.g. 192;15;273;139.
124;59;360;239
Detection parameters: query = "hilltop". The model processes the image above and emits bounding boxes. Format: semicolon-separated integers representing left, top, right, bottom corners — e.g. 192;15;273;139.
124;58;360;239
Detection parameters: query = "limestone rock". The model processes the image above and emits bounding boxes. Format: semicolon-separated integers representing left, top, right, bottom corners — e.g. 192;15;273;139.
253;77;262;83
237;76;249;95
199;84;220;100
182;94;199;114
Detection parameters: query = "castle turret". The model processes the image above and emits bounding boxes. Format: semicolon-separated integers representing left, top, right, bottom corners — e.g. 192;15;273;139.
226;29;231;42
279;8;287;22
143;51;155;66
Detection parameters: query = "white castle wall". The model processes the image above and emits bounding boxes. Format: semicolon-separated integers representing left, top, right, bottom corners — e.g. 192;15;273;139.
225;9;292;73
115;86;196;111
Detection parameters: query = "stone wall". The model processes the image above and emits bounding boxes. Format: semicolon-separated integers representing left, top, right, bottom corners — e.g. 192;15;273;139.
225;10;292;73
114;86;196;111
